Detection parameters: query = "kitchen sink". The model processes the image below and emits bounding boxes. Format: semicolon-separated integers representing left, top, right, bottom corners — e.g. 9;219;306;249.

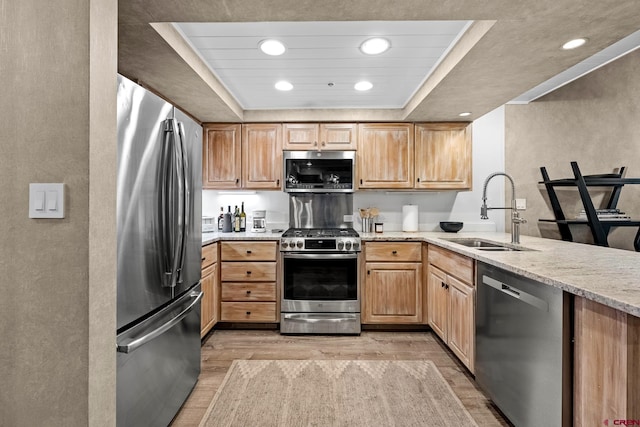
441;238;532;252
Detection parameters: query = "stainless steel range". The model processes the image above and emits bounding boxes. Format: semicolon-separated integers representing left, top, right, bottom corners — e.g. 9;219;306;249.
280;194;361;334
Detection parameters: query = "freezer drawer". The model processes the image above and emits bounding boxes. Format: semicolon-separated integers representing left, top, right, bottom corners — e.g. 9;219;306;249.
116;284;202;427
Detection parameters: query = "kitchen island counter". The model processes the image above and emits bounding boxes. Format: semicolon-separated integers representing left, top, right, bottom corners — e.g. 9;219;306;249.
362;231;640;318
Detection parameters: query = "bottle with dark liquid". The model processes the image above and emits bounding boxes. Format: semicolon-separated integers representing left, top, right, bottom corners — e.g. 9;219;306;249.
217;206;224;231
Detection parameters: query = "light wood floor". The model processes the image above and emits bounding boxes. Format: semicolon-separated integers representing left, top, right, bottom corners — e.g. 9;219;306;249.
171;329;511;426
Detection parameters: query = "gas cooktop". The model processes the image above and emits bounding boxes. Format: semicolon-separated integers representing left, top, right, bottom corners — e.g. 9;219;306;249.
282;228;359;238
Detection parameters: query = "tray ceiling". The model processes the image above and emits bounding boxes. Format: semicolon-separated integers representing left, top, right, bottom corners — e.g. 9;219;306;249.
173;21;470;110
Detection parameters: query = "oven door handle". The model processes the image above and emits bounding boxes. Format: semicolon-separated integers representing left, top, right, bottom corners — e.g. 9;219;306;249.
282;253;358;260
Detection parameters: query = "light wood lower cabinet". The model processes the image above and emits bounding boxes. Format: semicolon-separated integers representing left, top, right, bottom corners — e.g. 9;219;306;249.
362;242;423;324
201;243;219;338
427;245;475;372
574;296;640;424
220;241;278;323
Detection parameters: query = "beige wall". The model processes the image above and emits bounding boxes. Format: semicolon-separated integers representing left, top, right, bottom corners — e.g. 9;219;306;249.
506;49;640;251
0;0;117;425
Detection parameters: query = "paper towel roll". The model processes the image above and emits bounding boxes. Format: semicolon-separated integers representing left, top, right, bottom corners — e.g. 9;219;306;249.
402;205;419;232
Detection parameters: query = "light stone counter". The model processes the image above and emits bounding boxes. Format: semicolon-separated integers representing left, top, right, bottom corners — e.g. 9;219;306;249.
203;229;640;318
362;231;640;318
202;229;285;246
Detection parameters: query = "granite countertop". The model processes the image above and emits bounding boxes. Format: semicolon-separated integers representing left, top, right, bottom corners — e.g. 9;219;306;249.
203;229;640;318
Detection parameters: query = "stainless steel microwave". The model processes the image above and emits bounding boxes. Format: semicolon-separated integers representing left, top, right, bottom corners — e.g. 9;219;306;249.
283;151;355;193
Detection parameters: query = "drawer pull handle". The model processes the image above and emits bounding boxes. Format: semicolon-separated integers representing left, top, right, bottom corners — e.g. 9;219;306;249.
246;290;251;294
246;271;252;275
246;311;251;315
247;250;252;254
392;250;397;255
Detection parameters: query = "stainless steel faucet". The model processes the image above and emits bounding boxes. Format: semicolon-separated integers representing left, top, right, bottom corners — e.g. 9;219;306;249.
481;172;527;244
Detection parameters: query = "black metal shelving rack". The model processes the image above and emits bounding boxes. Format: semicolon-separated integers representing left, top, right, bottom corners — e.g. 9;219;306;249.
539;161;640;251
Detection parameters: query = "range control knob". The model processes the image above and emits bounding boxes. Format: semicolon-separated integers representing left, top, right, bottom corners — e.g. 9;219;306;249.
345;241;352;251
353;242;360;251
296;240;304;249
337;241;345;250
281;241;289;249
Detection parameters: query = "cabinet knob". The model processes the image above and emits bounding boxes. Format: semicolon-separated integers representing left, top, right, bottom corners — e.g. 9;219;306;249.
441;282;446;288
235;178;239;184
246;311;251;315
277;179;280;185
246;290;252;294
367;270;370;275
392;250;397;255
201;257;206;261
360;179;363;185
247;250;252;254
417;177;421;182
246;271;252;275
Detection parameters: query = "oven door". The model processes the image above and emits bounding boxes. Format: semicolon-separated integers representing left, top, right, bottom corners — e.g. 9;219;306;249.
281;252;359;313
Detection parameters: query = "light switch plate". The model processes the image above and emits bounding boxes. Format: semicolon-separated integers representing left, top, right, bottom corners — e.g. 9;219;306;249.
29;183;65;218
515;198;527;210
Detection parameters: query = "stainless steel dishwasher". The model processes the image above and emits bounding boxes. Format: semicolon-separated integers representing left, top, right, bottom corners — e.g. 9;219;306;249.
475;262;572;427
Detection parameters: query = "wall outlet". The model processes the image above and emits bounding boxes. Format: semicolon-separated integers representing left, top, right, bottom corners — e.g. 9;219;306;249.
515;198;527;210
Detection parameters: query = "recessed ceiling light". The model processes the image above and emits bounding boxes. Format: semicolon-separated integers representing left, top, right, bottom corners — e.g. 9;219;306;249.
360;37;390;55
259;39;286;56
459;112;471;117
275;81;293;91
354;81;373;91
562;38;587;50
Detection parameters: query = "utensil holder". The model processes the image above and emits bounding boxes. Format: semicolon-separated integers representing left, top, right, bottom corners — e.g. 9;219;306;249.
362;217;376;232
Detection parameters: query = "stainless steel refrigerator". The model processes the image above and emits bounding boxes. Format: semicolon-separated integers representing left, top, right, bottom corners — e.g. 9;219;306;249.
115;74;203;426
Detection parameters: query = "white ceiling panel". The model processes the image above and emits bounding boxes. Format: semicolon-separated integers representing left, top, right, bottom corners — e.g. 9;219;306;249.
173;21;470;110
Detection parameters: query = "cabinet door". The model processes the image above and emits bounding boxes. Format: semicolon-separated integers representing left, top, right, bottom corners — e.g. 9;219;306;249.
283;123;319;150
363;262;422;324
200;263;218;338
242;124;282;189
203;124;242;189
358;123;414;189
447;274;475;373
415;123;472;190
319;123;357;150
428;265;448;341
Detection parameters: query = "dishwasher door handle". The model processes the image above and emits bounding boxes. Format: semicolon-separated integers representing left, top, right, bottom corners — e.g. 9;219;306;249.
482;275;549;312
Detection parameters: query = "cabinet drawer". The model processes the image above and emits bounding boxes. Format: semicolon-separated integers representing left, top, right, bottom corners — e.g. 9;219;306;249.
201;242;218;268
365;242;422;262
221;282;276;302
221;241;277;261
221;261;276;281
221;302;277;322
428;245;474;285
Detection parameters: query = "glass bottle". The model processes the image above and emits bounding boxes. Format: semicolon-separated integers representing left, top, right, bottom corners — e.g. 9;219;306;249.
240;202;246;232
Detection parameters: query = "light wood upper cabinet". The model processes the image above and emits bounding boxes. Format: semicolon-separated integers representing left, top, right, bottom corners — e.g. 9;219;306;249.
283;123;319;150
242;124;282;190
283;123;357;150
362;241;423;324
203;124;242;189
358;123;414;189
203;123;281;190
320;123;357;150
415;123;472;190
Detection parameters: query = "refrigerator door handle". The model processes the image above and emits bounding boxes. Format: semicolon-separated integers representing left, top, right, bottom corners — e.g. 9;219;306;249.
116;290;203;354
160;121;176;287
175;120;189;285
